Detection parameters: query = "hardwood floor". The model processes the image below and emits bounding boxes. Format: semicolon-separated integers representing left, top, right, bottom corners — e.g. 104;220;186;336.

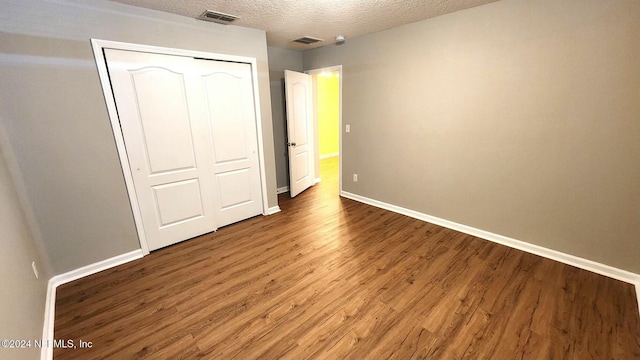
54;156;640;359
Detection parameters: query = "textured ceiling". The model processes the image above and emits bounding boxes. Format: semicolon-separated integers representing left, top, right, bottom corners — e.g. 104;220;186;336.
108;0;501;50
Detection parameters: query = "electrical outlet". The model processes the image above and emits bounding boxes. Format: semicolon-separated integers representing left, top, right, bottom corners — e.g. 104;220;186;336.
353;173;358;182
32;261;39;279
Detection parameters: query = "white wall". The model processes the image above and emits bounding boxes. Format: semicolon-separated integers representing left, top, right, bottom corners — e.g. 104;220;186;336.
303;0;640;273
0;0;277;274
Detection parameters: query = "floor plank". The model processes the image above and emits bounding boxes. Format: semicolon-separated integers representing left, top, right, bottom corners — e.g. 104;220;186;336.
54;156;640;359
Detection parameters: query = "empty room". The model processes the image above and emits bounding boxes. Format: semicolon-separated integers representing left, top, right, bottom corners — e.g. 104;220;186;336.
1;0;639;359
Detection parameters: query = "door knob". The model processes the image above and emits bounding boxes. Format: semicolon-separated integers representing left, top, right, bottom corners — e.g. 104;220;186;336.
288;142;297;146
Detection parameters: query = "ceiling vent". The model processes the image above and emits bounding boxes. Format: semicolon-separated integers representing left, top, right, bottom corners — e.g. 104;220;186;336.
199;10;239;24
292;36;324;45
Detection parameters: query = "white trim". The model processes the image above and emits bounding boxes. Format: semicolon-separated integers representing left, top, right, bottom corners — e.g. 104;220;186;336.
40;249;143;360
337;66;343;197
320;152;339;159
40;281;56;360
314;178;322;184
90;39;270;255
636;283;640;317
636;282;640;317
91;39;149;255
277;186;289;194
340;191;640;287
265;206;282;215
248;56;271;220
91;38;258;64
49;250;144;287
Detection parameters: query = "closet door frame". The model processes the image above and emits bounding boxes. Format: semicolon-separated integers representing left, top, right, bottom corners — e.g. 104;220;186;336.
91;39;270;255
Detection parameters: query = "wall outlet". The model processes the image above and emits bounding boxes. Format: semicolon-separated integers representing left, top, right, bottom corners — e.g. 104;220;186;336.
32;261;39;279
353;173;358;182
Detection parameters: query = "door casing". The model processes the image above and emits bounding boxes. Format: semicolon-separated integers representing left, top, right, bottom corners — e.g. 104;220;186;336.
91;39;270;255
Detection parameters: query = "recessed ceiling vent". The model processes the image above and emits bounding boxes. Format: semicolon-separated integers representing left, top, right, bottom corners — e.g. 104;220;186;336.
199;10;239;24
292;36;324;45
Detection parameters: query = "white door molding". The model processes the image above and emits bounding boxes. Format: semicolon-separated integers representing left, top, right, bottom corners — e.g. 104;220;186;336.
91;39;270;255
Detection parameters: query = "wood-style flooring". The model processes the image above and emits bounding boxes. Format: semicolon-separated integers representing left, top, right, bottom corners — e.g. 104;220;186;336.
54;157;640;359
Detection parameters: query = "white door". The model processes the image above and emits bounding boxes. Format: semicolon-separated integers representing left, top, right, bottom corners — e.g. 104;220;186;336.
196;59;263;227
284;70;314;197
105;49;262;251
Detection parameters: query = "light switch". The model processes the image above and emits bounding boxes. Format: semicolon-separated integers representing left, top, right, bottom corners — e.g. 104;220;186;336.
346;124;351;133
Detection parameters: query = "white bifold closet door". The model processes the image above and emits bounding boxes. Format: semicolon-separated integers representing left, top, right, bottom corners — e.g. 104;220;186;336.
105;49;262;251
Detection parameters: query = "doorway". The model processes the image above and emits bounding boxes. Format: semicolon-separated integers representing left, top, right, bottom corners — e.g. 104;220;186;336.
307;66;343;195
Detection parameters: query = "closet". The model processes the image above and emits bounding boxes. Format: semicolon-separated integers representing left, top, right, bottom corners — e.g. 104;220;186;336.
103;47;263;251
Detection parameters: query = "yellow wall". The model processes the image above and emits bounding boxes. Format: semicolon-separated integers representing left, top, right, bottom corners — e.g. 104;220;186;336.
317;73;339;157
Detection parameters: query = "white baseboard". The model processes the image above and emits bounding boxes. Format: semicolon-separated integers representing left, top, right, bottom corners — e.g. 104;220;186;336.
636;283;640;317
276;186;289;194
48;250;144;288
40;281;57;360
320;153;339;159
340;191;640;312
314;178;321;184
266;206;281;215
40;249;144;360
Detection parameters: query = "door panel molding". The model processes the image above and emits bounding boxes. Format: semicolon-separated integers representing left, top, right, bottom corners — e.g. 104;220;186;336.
91;39;270;255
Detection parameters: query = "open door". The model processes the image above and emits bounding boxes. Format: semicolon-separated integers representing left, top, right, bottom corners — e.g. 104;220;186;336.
284;70;314;197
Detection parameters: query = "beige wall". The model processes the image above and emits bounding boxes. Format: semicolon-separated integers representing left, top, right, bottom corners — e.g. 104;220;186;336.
0;0;277;274
0;145;51;360
267;47;304;189
303;0;640;273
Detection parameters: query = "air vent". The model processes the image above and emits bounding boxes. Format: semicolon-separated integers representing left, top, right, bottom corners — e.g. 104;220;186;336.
292;36;324;45
199;10;239;24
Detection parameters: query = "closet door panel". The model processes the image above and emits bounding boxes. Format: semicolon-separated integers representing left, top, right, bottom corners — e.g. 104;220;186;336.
105;49;216;251
198;60;263;227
